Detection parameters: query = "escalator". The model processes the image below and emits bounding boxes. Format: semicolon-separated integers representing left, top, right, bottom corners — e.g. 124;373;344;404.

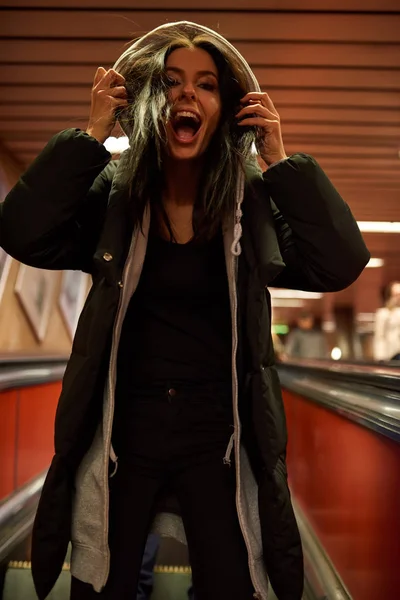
1;355;399;599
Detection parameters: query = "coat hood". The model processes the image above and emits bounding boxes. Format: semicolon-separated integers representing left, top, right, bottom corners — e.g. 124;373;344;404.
112;21;263;256
112;21;261;100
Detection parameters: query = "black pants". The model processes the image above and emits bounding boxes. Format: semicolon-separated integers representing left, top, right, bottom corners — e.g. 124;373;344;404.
70;383;255;600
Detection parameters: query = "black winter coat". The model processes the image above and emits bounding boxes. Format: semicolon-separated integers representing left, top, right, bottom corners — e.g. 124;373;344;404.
0;129;370;600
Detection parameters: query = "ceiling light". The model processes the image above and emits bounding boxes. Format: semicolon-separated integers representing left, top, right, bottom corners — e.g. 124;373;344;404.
270;289;322;300
366;258;384;268
104;136;130;154
357;222;400;233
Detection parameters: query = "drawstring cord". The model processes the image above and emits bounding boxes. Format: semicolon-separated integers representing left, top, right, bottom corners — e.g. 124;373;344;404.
230;170;245;257
110;459;118;478
110;444;118;477
223;432;235;467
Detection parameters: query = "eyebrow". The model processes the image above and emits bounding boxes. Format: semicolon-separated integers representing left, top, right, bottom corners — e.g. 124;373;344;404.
166;67;219;80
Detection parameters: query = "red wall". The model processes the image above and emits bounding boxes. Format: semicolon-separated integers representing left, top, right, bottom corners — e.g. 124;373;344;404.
0;382;61;500
0;389;18;499
284;390;400;600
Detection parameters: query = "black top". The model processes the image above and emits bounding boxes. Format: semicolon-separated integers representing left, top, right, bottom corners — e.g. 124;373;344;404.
116;229;232;388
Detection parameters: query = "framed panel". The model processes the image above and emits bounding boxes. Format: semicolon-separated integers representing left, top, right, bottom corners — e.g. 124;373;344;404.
58;270;88;339
0;248;12;305
15;264;58;342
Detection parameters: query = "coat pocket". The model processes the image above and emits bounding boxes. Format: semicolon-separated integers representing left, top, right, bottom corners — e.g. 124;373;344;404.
251;365;288;467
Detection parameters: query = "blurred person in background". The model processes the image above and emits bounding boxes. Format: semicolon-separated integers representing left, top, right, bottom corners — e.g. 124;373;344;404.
373;281;400;361
0;21;369;600
271;331;286;362
285;312;329;360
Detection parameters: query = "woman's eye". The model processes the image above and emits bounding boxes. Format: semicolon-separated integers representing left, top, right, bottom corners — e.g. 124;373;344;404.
167;77;180;87
199;82;216;91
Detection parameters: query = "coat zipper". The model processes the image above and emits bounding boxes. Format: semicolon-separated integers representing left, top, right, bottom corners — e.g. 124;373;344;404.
100;221;146;588
228;250;264;599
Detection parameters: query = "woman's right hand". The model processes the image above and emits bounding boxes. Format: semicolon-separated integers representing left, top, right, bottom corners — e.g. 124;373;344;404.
86;67;128;144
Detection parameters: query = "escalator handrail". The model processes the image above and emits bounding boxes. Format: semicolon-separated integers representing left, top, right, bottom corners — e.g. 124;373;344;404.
278;364;400;443
0;355;68;392
0;472;46;564
281;358;400;391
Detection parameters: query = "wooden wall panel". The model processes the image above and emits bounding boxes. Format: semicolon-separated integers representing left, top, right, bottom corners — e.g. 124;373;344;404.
0;390;18;500
0;254;73;355
2;39;400;68
2;64;400;90
1;12;400;43
4;0;400;10
16;382;61;488
1;87;399;110
0;1;399;319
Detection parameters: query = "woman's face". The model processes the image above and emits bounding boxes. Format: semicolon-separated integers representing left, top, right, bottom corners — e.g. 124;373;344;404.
164;46;221;161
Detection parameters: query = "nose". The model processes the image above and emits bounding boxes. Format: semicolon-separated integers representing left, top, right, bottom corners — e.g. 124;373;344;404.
180;82;196;100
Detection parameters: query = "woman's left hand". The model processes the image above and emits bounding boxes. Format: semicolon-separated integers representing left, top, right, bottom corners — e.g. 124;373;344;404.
236;92;287;166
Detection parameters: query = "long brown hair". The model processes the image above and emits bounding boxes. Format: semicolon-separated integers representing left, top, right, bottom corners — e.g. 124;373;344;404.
114;22;257;241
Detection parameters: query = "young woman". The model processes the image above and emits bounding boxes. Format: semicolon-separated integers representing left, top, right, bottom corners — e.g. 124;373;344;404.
0;21;369;600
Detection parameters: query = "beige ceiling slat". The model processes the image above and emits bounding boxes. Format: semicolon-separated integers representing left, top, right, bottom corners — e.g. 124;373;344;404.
363;234;400;252
328;171;400;182
15;152;41;165
282;122;400;138
267;89;400;108
5;140;47;153
0;65;97;85
279;107;400;125
340;189;399;203
0;86;91;103
0;104;90;119
4;0;400;11
254;67;400;91
285;145;399;158
2;64;399;91
0;121;86;135
1;86;398;110
239;43;400;69
1;11;400;43
318;158;400;170
2;39;400;69
284;145;400;159
0;40;128;65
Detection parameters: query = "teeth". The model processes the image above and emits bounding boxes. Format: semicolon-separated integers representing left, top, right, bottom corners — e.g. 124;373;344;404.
174;111;200;123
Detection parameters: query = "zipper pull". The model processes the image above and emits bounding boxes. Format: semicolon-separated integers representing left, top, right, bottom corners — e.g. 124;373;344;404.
223;432;235;467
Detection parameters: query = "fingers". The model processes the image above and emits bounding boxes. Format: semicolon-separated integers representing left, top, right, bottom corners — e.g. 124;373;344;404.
93;66;107;87
236;102;277;123
107;85;128;99
93;67;125;91
237;117;279;129
240;92;279;118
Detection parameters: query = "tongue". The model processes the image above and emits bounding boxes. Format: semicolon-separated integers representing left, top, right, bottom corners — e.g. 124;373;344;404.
175;125;196;141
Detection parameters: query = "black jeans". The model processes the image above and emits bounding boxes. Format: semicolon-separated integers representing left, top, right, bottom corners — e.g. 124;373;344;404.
70;382;255;599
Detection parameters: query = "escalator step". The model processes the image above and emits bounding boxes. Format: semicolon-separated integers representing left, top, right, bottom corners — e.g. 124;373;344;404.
4;563;193;600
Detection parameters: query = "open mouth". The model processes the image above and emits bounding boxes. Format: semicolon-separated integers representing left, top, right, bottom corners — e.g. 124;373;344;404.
171;111;202;143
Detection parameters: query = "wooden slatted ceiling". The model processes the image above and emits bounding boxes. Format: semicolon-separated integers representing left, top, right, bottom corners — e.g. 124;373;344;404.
0;1;399;272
